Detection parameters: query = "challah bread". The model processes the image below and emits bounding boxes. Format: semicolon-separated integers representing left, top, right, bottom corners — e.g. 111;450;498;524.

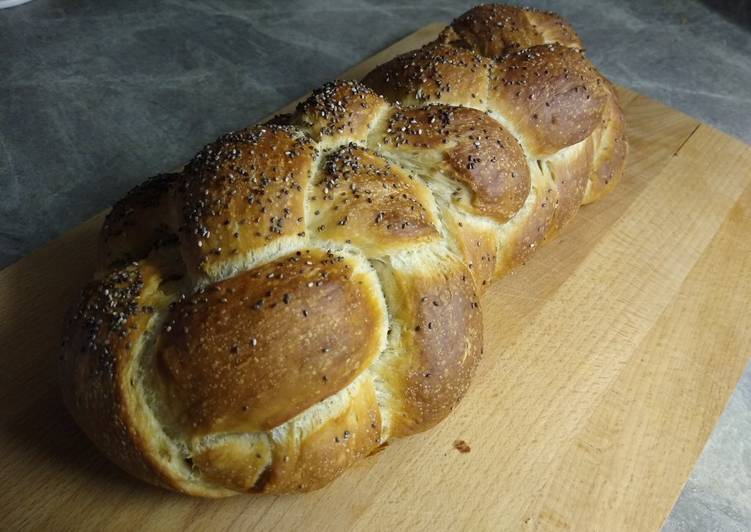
59;4;627;497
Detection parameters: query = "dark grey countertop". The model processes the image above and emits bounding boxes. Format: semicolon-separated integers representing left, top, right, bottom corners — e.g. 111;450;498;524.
2;0;750;528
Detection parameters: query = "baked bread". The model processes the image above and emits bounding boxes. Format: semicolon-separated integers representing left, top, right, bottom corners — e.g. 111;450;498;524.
59;4;627;496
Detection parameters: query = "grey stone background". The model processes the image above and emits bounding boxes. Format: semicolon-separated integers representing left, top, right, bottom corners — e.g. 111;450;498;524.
1;0;749;529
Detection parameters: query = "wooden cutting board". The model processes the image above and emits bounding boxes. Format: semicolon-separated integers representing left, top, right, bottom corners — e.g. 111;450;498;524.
1;23;750;532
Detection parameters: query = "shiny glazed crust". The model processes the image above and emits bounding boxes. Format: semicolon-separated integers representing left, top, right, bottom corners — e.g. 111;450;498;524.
60;4;627;497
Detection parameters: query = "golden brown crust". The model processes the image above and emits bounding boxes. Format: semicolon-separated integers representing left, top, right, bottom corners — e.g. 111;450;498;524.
100;173;181;268
289;80;389;145
192;435;273;492
546;135;594;235
60;262;167;488
60;4;626;498
436;5;581;59
157;249;386;435
309;144;440;256
262;377;381;493
375;253;482;437
380;105;530;223
439;4;548;57
59;261;231;497
362;43;491;109
495;164;557;275
488;44;607;157
584;89;628;203
523;9;583;49
442;211;499;292
178;126;317;277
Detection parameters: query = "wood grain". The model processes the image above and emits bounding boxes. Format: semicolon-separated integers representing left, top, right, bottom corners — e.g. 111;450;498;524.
1;23;750;532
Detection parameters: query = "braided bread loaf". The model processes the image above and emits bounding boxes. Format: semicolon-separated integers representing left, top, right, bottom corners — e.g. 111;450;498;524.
59;4;626;497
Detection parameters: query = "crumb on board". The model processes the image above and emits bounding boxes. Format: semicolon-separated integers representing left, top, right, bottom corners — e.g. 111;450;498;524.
368;442;389;456
453;439;471;453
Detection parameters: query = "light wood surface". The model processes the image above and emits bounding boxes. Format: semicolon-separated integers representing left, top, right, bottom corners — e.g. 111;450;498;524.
1;23;750;532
